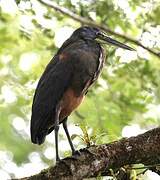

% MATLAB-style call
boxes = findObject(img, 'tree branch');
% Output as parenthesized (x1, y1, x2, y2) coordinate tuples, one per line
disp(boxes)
(19, 127, 160, 180)
(39, 0, 160, 58)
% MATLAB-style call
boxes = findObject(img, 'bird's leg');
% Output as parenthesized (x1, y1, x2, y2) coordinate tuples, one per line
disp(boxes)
(63, 118, 76, 155)
(55, 105, 61, 162)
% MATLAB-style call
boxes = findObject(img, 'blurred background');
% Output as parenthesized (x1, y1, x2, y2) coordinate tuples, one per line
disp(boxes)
(0, 0, 160, 179)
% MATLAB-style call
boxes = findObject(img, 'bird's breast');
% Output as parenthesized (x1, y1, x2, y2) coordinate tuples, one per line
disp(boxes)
(59, 88, 84, 121)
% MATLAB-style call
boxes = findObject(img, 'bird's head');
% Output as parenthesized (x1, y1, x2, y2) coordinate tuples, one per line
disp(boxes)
(72, 26, 100, 40)
(71, 26, 135, 51)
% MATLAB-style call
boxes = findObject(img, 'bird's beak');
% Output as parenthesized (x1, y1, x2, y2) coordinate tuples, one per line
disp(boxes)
(97, 32, 135, 51)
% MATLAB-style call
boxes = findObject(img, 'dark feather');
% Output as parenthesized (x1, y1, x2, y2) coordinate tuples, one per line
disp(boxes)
(30, 38, 103, 145)
(30, 55, 73, 144)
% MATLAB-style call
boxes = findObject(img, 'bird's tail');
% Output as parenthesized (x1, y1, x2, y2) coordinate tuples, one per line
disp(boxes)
(31, 129, 47, 145)
(30, 115, 48, 145)
(30, 114, 55, 145)
(31, 125, 55, 145)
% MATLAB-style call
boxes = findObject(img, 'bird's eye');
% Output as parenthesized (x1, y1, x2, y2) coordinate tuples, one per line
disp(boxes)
(96, 31, 100, 36)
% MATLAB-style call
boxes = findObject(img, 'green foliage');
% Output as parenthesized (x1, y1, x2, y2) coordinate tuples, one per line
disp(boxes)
(0, 0, 160, 179)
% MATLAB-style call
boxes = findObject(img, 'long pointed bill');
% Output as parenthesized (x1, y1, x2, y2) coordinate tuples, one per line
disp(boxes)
(98, 32, 135, 51)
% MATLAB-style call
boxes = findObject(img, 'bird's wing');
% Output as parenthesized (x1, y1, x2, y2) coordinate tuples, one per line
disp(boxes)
(31, 54, 73, 144)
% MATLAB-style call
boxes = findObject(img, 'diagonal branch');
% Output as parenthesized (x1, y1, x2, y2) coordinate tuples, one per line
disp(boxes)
(39, 0, 160, 58)
(19, 127, 160, 180)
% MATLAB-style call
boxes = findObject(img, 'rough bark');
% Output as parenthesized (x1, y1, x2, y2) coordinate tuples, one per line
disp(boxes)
(18, 127, 160, 180)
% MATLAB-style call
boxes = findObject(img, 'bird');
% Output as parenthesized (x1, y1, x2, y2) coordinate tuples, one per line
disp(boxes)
(30, 26, 135, 162)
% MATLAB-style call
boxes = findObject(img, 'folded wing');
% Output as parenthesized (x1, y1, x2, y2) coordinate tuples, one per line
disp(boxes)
(30, 55, 73, 145)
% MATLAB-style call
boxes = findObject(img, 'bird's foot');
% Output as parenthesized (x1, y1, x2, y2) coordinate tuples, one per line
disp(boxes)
(79, 147, 97, 156)
(72, 149, 81, 156)
(71, 147, 96, 159)
(55, 156, 61, 164)
(56, 148, 95, 165)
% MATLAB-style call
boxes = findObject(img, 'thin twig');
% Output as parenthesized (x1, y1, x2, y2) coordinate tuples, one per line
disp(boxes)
(39, 0, 160, 58)
(137, 169, 148, 176)
(128, 164, 160, 170)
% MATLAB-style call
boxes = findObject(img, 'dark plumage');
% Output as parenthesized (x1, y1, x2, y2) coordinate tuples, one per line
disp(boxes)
(30, 26, 134, 161)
